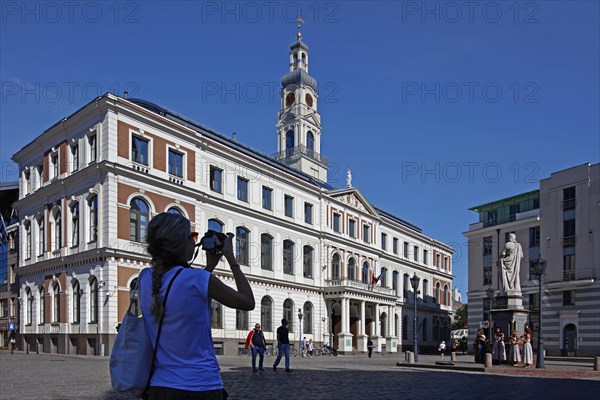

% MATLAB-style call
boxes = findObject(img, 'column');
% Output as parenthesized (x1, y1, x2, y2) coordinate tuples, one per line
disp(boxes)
(337, 297, 353, 353)
(357, 300, 368, 352)
(387, 305, 398, 353)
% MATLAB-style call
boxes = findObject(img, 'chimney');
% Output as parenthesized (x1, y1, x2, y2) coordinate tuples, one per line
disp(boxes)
(124, 91, 129, 99)
(232, 132, 237, 141)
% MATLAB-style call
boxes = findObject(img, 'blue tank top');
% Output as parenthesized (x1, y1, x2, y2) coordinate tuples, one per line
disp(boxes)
(139, 266, 223, 392)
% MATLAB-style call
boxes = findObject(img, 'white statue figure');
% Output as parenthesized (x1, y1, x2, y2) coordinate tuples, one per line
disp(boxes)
(499, 233, 523, 293)
(346, 168, 352, 188)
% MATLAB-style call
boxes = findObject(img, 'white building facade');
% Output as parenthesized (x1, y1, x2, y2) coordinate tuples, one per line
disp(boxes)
(13, 34, 454, 356)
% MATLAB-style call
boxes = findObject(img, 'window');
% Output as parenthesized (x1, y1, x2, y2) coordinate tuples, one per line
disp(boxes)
(563, 186, 575, 209)
(563, 290, 575, 306)
(423, 249, 428, 265)
(284, 195, 294, 218)
(563, 219, 576, 246)
(283, 240, 294, 275)
(303, 302, 313, 333)
(304, 203, 313, 224)
(90, 277, 98, 323)
(0, 300, 7, 318)
(24, 169, 31, 194)
(413, 246, 419, 262)
(36, 164, 44, 188)
(483, 236, 493, 285)
(52, 281, 60, 322)
(392, 271, 398, 291)
(261, 297, 273, 332)
(168, 149, 183, 177)
(237, 177, 249, 202)
(129, 278, 139, 316)
(71, 203, 79, 247)
(26, 288, 33, 325)
(444, 285, 450, 306)
(131, 135, 149, 165)
(306, 132, 314, 156)
(72, 280, 80, 323)
(262, 186, 272, 210)
(380, 267, 387, 287)
(486, 209, 497, 226)
(348, 219, 356, 238)
(333, 213, 340, 233)
(130, 198, 149, 242)
(25, 222, 32, 260)
(285, 130, 294, 157)
(236, 227, 249, 265)
(236, 309, 249, 330)
(363, 224, 370, 244)
(37, 217, 45, 256)
(51, 152, 59, 180)
(381, 233, 387, 250)
(208, 219, 223, 233)
(393, 238, 398, 254)
(403, 274, 409, 299)
(403, 242, 409, 258)
(444, 257, 449, 270)
(435, 283, 441, 304)
(88, 134, 97, 163)
(71, 144, 79, 172)
(563, 251, 575, 281)
(167, 207, 183, 216)
(261, 234, 273, 270)
(362, 262, 369, 283)
(332, 253, 341, 279)
(53, 210, 61, 251)
(211, 301, 222, 328)
(210, 166, 223, 193)
(303, 246, 313, 278)
(347, 258, 356, 280)
(283, 299, 294, 333)
(39, 287, 45, 324)
(509, 204, 520, 222)
(88, 195, 98, 243)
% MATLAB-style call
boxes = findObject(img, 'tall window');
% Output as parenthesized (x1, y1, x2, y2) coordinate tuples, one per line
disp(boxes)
(347, 258, 356, 280)
(423, 249, 428, 265)
(71, 203, 79, 247)
(563, 250, 575, 281)
(363, 224, 370, 243)
(392, 270, 399, 291)
(403, 242, 409, 258)
(303, 302, 313, 333)
(90, 277, 98, 323)
(563, 186, 576, 209)
(236, 309, 249, 330)
(26, 288, 33, 325)
(348, 219, 356, 238)
(262, 186, 272, 210)
(413, 246, 419, 262)
(422, 280, 429, 302)
(37, 217, 45, 256)
(71, 144, 79, 172)
(283, 299, 294, 332)
(236, 227, 249, 265)
(130, 198, 149, 242)
(131, 135, 149, 165)
(210, 166, 222, 193)
(304, 202, 313, 224)
(483, 236, 493, 285)
(332, 253, 341, 279)
(25, 222, 32, 259)
(211, 301, 222, 328)
(283, 240, 294, 275)
(51, 153, 59, 179)
(261, 297, 273, 332)
(129, 278, 139, 316)
(53, 211, 61, 251)
(444, 285, 450, 306)
(285, 130, 294, 157)
(333, 213, 340, 233)
(88, 134, 97, 163)
(24, 169, 31, 194)
(393, 238, 398, 254)
(380, 267, 387, 287)
(208, 219, 223, 233)
(362, 262, 369, 283)
(284, 195, 294, 218)
(168, 149, 183, 177)
(403, 274, 410, 299)
(72, 280, 80, 323)
(261, 234, 273, 270)
(39, 287, 45, 324)
(303, 246, 313, 278)
(381, 233, 387, 250)
(237, 177, 249, 202)
(435, 283, 441, 304)
(306, 131, 314, 156)
(52, 281, 60, 322)
(88, 195, 98, 243)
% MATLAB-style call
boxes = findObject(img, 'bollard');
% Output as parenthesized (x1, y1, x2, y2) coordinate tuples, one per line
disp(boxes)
(405, 351, 409, 362)
(407, 351, 414, 364)
(451, 351, 456, 362)
(485, 353, 493, 368)
(594, 356, 600, 371)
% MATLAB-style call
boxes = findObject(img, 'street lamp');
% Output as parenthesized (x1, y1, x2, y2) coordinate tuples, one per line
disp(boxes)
(485, 286, 494, 344)
(533, 257, 547, 369)
(298, 308, 303, 356)
(410, 273, 420, 362)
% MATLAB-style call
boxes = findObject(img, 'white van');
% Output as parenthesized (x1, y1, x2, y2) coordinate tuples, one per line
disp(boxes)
(451, 329, 468, 340)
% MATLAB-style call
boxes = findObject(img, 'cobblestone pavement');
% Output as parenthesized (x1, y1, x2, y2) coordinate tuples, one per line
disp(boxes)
(1, 350, 598, 400)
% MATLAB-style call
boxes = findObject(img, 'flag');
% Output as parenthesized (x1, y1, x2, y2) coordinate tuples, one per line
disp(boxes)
(371, 270, 384, 286)
(0, 212, 8, 245)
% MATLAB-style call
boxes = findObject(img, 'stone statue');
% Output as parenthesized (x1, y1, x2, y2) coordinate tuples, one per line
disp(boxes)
(499, 233, 523, 293)
(346, 168, 352, 188)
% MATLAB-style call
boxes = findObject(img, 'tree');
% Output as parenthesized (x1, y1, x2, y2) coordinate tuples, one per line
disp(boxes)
(452, 304, 467, 330)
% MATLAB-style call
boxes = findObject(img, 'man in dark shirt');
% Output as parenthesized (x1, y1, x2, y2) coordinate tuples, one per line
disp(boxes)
(245, 323, 267, 372)
(273, 319, 291, 372)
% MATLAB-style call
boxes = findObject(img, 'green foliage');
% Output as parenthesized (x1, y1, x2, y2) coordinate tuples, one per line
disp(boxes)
(452, 304, 468, 330)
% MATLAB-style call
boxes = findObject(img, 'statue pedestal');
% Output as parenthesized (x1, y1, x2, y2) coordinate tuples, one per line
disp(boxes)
(491, 292, 529, 334)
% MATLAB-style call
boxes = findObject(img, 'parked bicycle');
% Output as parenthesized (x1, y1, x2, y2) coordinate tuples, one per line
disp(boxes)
(272, 343, 299, 357)
(237, 347, 250, 357)
(314, 344, 338, 356)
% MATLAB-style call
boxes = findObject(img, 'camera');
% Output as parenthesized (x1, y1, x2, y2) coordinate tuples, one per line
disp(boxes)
(199, 230, 227, 253)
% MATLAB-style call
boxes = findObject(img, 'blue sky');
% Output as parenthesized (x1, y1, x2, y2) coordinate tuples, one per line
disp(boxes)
(1, 1, 599, 298)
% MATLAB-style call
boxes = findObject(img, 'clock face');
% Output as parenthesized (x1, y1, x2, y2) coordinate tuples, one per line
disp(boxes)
(285, 92, 295, 107)
(305, 93, 313, 108)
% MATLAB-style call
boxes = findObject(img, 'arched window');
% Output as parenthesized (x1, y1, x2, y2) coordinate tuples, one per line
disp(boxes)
(392, 271, 399, 291)
(70, 203, 79, 247)
(303, 302, 313, 334)
(303, 246, 313, 278)
(283, 299, 294, 332)
(88, 195, 98, 243)
(90, 277, 98, 323)
(37, 217, 45, 256)
(285, 130, 294, 157)
(39, 286, 45, 324)
(332, 253, 341, 279)
(52, 281, 60, 322)
(211, 300, 222, 328)
(362, 262, 369, 283)
(306, 131, 314, 157)
(72, 280, 80, 323)
(283, 240, 294, 275)
(435, 283, 441, 304)
(347, 258, 356, 281)
(261, 234, 273, 270)
(130, 198, 149, 242)
(129, 278, 139, 316)
(25, 222, 32, 259)
(167, 207, 183, 216)
(236, 227, 250, 265)
(53, 210, 61, 251)
(402, 315, 408, 340)
(444, 284, 450, 306)
(208, 219, 223, 233)
(261, 296, 273, 332)
(26, 288, 33, 325)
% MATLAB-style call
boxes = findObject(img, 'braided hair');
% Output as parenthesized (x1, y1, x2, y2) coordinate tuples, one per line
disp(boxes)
(146, 212, 192, 319)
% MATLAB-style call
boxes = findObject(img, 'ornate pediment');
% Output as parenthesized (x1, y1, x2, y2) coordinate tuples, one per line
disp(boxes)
(330, 188, 379, 217)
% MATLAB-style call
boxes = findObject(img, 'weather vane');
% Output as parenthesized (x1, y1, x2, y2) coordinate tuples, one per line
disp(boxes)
(297, 16, 304, 39)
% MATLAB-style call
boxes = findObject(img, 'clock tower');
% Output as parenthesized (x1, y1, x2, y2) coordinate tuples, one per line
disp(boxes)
(275, 27, 328, 182)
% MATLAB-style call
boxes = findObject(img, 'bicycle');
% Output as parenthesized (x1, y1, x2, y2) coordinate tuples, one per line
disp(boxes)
(237, 347, 250, 357)
(272, 344, 298, 357)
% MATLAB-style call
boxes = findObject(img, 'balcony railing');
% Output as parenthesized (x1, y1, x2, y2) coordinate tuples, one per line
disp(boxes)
(562, 235, 576, 247)
(272, 145, 329, 167)
(325, 278, 396, 296)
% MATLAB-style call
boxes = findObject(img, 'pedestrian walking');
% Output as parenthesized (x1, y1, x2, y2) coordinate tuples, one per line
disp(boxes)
(307, 339, 314, 357)
(438, 340, 446, 359)
(8, 330, 16, 355)
(301, 336, 307, 357)
(273, 319, 292, 372)
(367, 338, 374, 357)
(245, 323, 267, 372)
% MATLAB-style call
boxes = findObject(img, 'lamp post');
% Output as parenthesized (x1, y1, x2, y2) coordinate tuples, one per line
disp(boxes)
(298, 308, 303, 356)
(534, 257, 547, 369)
(485, 286, 494, 343)
(410, 273, 420, 362)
